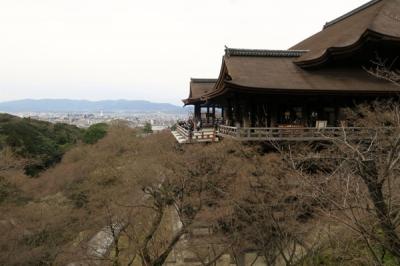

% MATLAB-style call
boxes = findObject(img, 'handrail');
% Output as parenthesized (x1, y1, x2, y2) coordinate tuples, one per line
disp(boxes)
(220, 126, 378, 130)
(176, 124, 393, 143)
(217, 125, 384, 141)
(176, 125, 189, 137)
(176, 125, 218, 143)
(218, 125, 237, 129)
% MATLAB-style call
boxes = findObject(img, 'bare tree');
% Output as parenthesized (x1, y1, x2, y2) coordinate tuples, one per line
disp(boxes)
(366, 56, 400, 87)
(107, 141, 239, 266)
(276, 99, 400, 264)
(217, 153, 316, 266)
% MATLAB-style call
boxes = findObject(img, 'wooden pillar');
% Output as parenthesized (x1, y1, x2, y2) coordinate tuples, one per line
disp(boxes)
(255, 103, 262, 127)
(206, 106, 210, 125)
(304, 102, 310, 127)
(234, 98, 241, 128)
(212, 106, 216, 125)
(250, 102, 257, 127)
(261, 103, 268, 127)
(242, 101, 251, 128)
(338, 106, 348, 127)
(335, 106, 340, 127)
(267, 104, 272, 127)
(225, 100, 233, 126)
(194, 104, 201, 122)
(270, 102, 278, 127)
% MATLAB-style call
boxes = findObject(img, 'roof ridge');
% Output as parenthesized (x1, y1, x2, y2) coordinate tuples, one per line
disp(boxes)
(225, 47, 309, 57)
(190, 78, 218, 83)
(324, 0, 382, 29)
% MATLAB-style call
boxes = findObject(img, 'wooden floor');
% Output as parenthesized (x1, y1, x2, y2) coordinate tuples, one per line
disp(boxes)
(172, 126, 219, 144)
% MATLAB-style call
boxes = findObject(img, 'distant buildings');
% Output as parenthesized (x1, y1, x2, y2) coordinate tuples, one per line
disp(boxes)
(12, 111, 184, 129)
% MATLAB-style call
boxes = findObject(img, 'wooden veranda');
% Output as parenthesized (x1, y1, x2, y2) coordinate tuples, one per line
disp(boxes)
(217, 125, 378, 141)
(171, 124, 382, 144)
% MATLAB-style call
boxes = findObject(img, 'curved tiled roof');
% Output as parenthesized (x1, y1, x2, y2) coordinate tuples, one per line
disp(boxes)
(187, 0, 400, 103)
(323, 0, 382, 29)
(292, 0, 400, 67)
(182, 78, 217, 105)
(201, 53, 400, 101)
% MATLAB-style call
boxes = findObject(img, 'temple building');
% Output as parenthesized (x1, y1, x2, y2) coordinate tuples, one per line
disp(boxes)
(183, 78, 223, 128)
(175, 0, 400, 143)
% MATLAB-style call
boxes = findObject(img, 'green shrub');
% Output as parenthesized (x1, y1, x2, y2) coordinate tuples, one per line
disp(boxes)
(83, 123, 108, 144)
(143, 122, 153, 134)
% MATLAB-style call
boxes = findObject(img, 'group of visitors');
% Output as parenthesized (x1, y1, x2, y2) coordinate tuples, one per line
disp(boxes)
(177, 118, 203, 132)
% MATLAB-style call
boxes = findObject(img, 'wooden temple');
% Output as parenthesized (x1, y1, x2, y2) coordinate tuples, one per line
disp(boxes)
(174, 0, 400, 143)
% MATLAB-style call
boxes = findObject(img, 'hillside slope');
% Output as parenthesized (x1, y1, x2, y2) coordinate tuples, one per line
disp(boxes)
(0, 113, 84, 176)
(0, 126, 176, 265)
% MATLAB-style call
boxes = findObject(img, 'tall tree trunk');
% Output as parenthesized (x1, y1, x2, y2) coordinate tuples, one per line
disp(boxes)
(359, 160, 400, 258)
(151, 226, 187, 266)
(140, 206, 165, 266)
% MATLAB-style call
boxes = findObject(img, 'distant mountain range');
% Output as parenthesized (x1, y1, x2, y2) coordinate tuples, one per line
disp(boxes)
(0, 99, 186, 113)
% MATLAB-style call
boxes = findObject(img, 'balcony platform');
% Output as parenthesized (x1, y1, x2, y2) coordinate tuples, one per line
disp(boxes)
(172, 124, 380, 144)
(172, 125, 219, 144)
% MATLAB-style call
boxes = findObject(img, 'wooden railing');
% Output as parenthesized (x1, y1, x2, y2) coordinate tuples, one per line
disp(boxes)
(177, 125, 191, 139)
(176, 125, 218, 143)
(218, 125, 379, 141)
(218, 125, 238, 137)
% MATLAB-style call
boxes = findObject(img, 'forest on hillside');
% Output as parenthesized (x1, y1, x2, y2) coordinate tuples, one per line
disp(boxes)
(1, 102, 400, 265)
(0, 114, 109, 176)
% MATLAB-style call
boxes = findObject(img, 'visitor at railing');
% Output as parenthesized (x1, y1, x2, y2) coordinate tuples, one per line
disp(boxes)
(196, 120, 202, 131)
(177, 119, 194, 131)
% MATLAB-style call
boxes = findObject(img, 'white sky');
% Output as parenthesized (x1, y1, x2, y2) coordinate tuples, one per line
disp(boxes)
(0, 0, 368, 105)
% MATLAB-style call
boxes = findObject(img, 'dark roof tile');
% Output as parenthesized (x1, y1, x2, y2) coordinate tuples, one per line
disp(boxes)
(292, 0, 400, 67)
(324, 0, 382, 29)
(225, 47, 308, 58)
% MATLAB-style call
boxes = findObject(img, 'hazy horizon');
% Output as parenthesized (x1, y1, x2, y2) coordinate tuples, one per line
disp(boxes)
(1, 0, 369, 105)
(0, 98, 183, 106)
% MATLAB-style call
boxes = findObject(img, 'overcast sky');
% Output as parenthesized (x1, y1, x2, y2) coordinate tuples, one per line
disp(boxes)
(0, 0, 368, 105)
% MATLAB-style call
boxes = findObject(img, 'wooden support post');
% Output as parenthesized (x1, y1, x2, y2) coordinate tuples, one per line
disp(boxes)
(234, 98, 241, 128)
(250, 102, 256, 127)
(226, 100, 233, 126)
(335, 106, 340, 127)
(243, 109, 251, 128)
(304, 103, 310, 127)
(212, 106, 216, 125)
(206, 106, 210, 125)
(270, 103, 278, 127)
(241, 100, 251, 128)
(267, 103, 272, 127)
(194, 104, 201, 124)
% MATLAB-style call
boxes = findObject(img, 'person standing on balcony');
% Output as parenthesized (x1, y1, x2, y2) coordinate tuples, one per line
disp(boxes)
(188, 119, 194, 140)
(196, 120, 201, 131)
